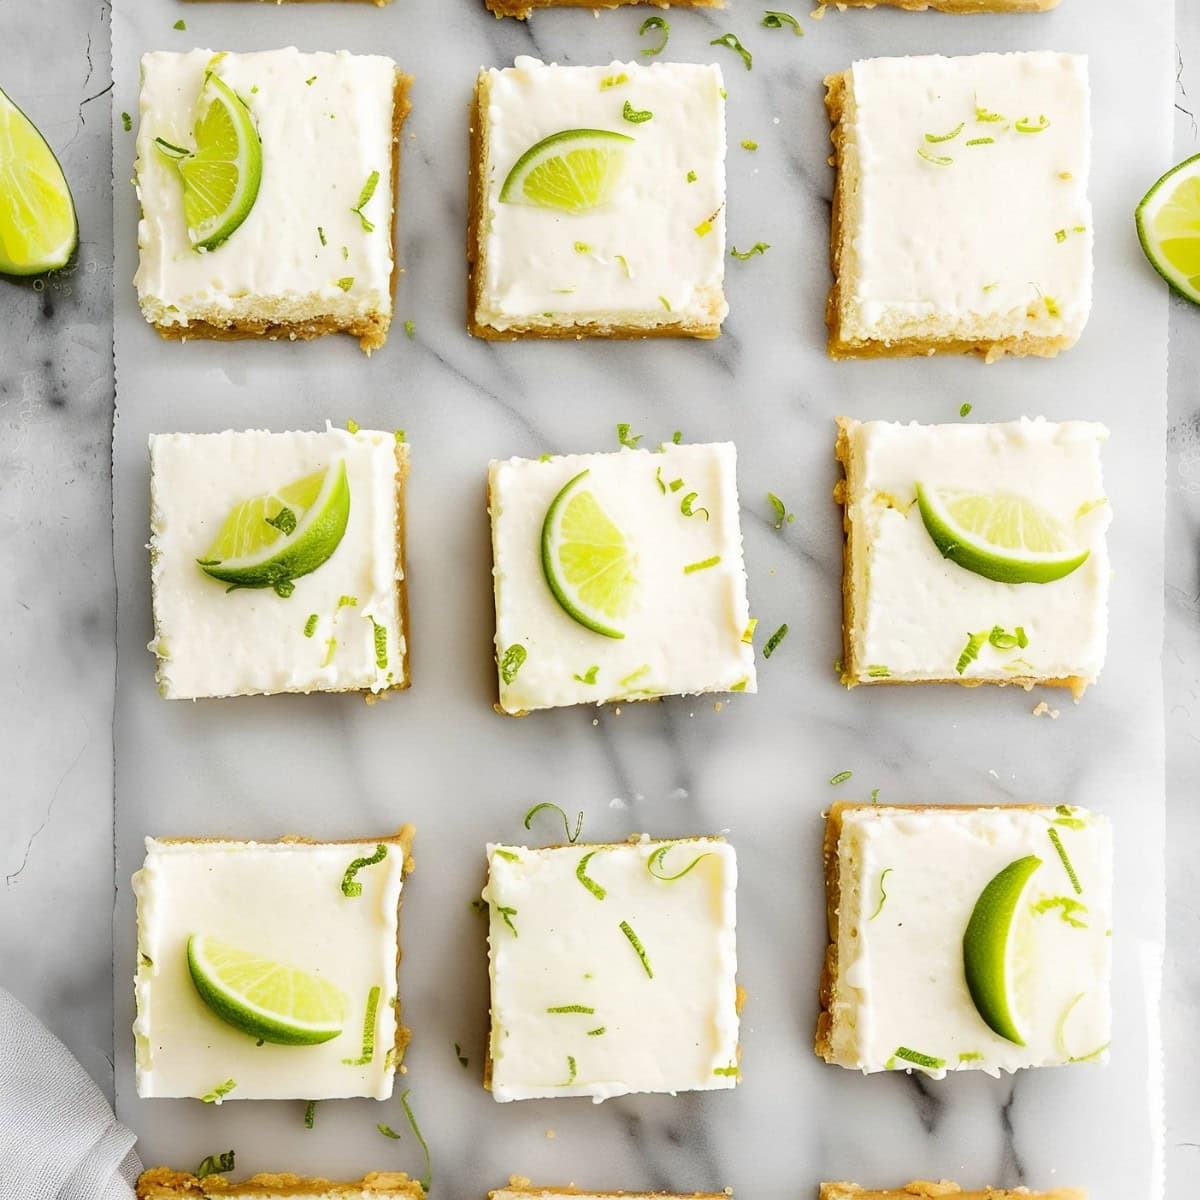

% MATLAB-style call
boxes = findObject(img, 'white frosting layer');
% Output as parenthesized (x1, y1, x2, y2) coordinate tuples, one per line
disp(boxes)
(843, 52, 1092, 344)
(483, 838, 739, 1102)
(477, 57, 727, 330)
(844, 418, 1110, 684)
(150, 426, 406, 699)
(135, 49, 396, 328)
(490, 443, 755, 713)
(133, 837, 406, 1100)
(831, 806, 1112, 1076)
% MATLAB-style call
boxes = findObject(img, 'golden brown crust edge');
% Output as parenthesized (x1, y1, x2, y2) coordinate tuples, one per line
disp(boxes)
(833, 417, 1087, 698)
(492, 1186, 730, 1200)
(466, 71, 722, 340)
(820, 1184, 1083, 1200)
(482, 0, 721, 18)
(151, 72, 412, 354)
(137, 1168, 423, 1198)
(829, 0, 1057, 9)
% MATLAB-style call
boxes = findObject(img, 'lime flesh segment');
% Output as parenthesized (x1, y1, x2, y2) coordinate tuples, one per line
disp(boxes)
(198, 459, 350, 596)
(916, 483, 1089, 585)
(187, 933, 348, 1046)
(499, 129, 635, 213)
(171, 72, 262, 251)
(0, 86, 78, 275)
(541, 469, 637, 639)
(1135, 151, 1200, 304)
(962, 854, 1042, 1046)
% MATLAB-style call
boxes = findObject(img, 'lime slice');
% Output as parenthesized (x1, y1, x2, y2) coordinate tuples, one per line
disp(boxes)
(962, 854, 1042, 1046)
(198, 460, 350, 597)
(541, 469, 637, 639)
(0, 86, 78, 275)
(1135, 151, 1200, 304)
(187, 933, 348, 1046)
(499, 129, 634, 214)
(162, 71, 262, 252)
(915, 483, 1089, 585)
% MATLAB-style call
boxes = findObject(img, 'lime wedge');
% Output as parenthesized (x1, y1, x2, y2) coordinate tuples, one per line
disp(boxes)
(198, 460, 350, 597)
(915, 483, 1089, 585)
(541, 469, 637, 639)
(962, 854, 1042, 1046)
(1136, 151, 1200, 304)
(499, 129, 634, 214)
(162, 71, 262, 252)
(0, 86, 77, 275)
(187, 933, 348, 1046)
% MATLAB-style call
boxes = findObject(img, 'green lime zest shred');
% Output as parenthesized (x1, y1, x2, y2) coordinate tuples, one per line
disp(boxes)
(1032, 895, 1089, 928)
(524, 801, 583, 843)
(576, 850, 607, 900)
(1048, 828, 1083, 895)
(956, 631, 987, 674)
(623, 100, 654, 124)
(647, 843, 713, 881)
(617, 422, 643, 448)
(731, 241, 770, 260)
(829, 770, 853, 785)
(341, 984, 381, 1065)
(762, 10, 803, 34)
(558, 1056, 578, 1086)
(352, 169, 380, 231)
(867, 665, 890, 677)
(619, 919, 653, 978)
(587, 1026, 607, 1036)
(925, 121, 964, 143)
(303, 1100, 317, 1128)
(894, 1046, 945, 1070)
(336, 276, 354, 291)
(195, 1151, 235, 1179)
(399, 1089, 432, 1190)
(638, 14, 670, 55)
(710, 32, 752, 70)
(763, 623, 788, 659)
(869, 867, 893, 920)
(371, 618, 388, 669)
(341, 844, 388, 898)
(496, 905, 518, 936)
(500, 644, 527, 686)
(1015, 114, 1052, 133)
(958, 1051, 984, 1063)
(600, 73, 629, 90)
(741, 139, 758, 151)
(684, 555, 721, 574)
(917, 146, 954, 167)
(742, 617, 758, 644)
(680, 492, 710, 521)
(304, 614, 319, 638)
(713, 1063, 741, 1077)
(965, 137, 994, 146)
(574, 665, 599, 685)
(378, 1124, 401, 1139)
(121, 111, 132, 131)
(960, 402, 973, 416)
(547, 1004, 596, 1014)
(687, 170, 697, 183)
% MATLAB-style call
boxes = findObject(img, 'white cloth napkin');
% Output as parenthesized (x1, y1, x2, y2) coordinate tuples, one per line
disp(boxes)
(0, 985, 141, 1200)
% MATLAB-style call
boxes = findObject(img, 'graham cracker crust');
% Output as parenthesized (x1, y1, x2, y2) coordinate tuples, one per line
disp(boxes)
(483, 0, 720, 18)
(137, 1169, 423, 1199)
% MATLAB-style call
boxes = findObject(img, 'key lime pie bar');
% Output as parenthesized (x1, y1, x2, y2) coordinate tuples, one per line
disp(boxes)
(825, 52, 1091, 361)
(835, 418, 1110, 696)
(469, 58, 727, 339)
(482, 837, 740, 1101)
(489, 443, 754, 714)
(821, 1185, 1083, 1200)
(137, 1170, 424, 1199)
(149, 426, 409, 700)
(133, 829, 414, 1101)
(816, 803, 1112, 1077)
(135, 49, 410, 352)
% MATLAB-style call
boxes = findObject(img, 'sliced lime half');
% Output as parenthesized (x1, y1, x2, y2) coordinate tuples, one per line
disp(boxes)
(0, 86, 78, 275)
(916, 483, 1089, 585)
(541, 469, 637, 639)
(499, 129, 634, 213)
(1136, 151, 1200, 305)
(198, 459, 350, 597)
(187, 933, 348, 1046)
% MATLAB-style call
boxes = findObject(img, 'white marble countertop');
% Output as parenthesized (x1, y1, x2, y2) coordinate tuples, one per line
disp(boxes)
(0, 1, 1195, 1197)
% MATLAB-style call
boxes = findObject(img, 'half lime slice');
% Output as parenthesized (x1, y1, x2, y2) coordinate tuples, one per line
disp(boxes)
(187, 933, 348, 1046)
(962, 854, 1042, 1046)
(916, 483, 1089, 585)
(499, 129, 635, 213)
(0, 86, 78, 275)
(1136, 151, 1200, 305)
(541, 469, 637, 639)
(198, 459, 350, 597)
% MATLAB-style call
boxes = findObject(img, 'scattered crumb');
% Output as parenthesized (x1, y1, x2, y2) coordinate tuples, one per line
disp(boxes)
(811, 3, 827, 17)
(714, 701, 723, 712)
(1032, 701, 1060, 719)
(614, 706, 622, 715)
(545, 1130, 556, 1139)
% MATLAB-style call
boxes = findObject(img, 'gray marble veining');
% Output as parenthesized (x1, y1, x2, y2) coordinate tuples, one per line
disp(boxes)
(1, 0, 1197, 1197)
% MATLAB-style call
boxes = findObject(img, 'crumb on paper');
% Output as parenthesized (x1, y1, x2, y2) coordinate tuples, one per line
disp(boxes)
(1032, 701, 1060, 719)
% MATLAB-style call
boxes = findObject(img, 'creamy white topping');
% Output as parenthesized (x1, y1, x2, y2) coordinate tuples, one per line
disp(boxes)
(829, 806, 1112, 1077)
(149, 426, 406, 699)
(490, 443, 755, 713)
(477, 57, 727, 331)
(842, 52, 1092, 345)
(135, 49, 396, 328)
(844, 418, 1110, 685)
(483, 838, 739, 1102)
(133, 837, 406, 1100)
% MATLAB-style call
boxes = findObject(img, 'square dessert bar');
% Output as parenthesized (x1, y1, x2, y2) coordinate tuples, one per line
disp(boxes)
(825, 52, 1091, 361)
(817, 803, 1112, 1077)
(821, 1186, 1084, 1200)
(489, 443, 755, 714)
(835, 418, 1111, 696)
(469, 58, 727, 339)
(484, 0, 720, 15)
(482, 837, 740, 1101)
(149, 426, 409, 700)
(133, 830, 414, 1102)
(137, 1170, 424, 1199)
(135, 49, 410, 353)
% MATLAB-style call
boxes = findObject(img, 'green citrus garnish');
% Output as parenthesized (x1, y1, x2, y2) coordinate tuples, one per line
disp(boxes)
(916, 483, 1089, 584)
(0, 85, 78, 275)
(1135, 151, 1200, 305)
(541, 469, 637, 639)
(186, 933, 348, 1046)
(962, 855, 1043, 1046)
(499, 129, 634, 214)
(198, 461, 350, 597)
(161, 70, 262, 252)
